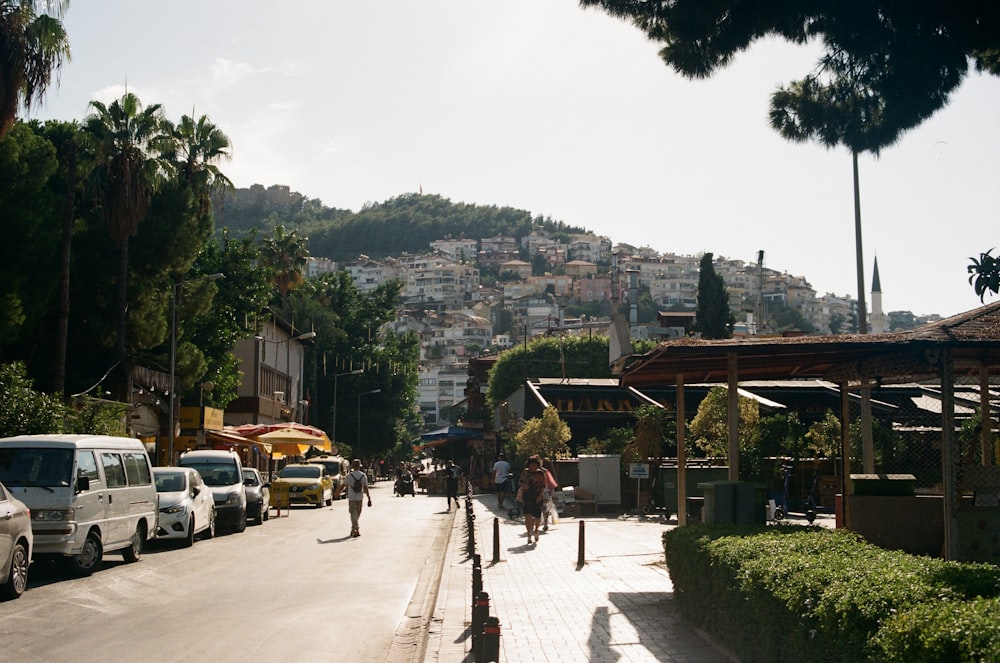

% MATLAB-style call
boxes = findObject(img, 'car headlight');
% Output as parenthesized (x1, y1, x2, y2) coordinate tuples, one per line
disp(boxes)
(161, 505, 186, 515)
(33, 508, 74, 522)
(225, 491, 242, 505)
(309, 483, 321, 491)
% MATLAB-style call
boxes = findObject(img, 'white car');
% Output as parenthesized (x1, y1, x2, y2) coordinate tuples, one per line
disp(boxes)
(153, 467, 216, 547)
(0, 481, 32, 599)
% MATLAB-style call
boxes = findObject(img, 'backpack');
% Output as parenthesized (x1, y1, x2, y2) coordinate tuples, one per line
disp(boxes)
(350, 471, 364, 494)
(520, 475, 540, 504)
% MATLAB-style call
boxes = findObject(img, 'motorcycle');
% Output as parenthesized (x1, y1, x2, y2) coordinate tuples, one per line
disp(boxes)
(394, 471, 415, 497)
(639, 476, 671, 519)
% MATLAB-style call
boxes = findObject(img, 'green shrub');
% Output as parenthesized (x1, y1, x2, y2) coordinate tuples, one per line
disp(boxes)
(873, 598, 1000, 662)
(663, 525, 1000, 662)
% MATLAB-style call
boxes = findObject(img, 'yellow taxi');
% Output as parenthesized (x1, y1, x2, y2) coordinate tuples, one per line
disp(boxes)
(271, 464, 334, 507)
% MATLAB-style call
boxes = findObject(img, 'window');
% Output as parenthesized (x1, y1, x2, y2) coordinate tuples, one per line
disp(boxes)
(100, 453, 127, 488)
(123, 452, 152, 485)
(77, 451, 100, 483)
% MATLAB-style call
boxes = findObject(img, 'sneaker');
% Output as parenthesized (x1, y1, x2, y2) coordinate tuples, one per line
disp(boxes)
(542, 524, 549, 531)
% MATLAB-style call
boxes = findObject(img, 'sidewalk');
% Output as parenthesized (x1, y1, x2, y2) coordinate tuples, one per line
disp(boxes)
(423, 493, 736, 663)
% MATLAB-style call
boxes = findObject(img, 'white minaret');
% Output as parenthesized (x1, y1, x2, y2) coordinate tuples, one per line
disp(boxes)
(870, 256, 887, 334)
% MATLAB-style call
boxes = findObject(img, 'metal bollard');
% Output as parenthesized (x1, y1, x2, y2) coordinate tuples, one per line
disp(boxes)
(472, 560, 483, 602)
(475, 616, 501, 663)
(492, 516, 500, 564)
(577, 520, 586, 567)
(471, 591, 489, 645)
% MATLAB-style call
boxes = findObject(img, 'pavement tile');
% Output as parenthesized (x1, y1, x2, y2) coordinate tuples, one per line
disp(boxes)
(424, 494, 736, 663)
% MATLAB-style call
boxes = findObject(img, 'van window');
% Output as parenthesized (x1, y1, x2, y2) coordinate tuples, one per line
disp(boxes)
(123, 452, 152, 485)
(0, 447, 74, 487)
(77, 451, 100, 483)
(101, 453, 127, 488)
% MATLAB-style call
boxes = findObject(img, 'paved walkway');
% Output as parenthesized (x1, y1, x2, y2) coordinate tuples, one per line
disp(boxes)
(423, 493, 736, 663)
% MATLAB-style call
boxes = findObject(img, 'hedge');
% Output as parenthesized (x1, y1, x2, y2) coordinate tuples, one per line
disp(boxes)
(663, 525, 1000, 662)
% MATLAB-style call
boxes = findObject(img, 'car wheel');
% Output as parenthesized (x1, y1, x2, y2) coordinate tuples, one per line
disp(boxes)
(122, 523, 145, 563)
(263, 505, 269, 522)
(69, 531, 103, 576)
(234, 509, 247, 533)
(183, 517, 196, 548)
(253, 504, 263, 526)
(1, 540, 29, 599)
(204, 509, 216, 539)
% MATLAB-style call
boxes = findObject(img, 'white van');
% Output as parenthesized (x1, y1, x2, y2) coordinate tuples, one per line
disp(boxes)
(178, 450, 247, 534)
(0, 435, 158, 576)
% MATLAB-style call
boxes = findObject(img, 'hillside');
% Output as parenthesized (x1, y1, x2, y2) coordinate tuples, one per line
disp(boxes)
(212, 187, 588, 262)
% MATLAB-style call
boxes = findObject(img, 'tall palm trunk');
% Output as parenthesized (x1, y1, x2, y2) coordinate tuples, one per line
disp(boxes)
(115, 239, 129, 397)
(54, 139, 76, 399)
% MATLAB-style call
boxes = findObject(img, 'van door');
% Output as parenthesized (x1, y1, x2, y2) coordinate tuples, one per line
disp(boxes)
(122, 451, 155, 540)
(99, 452, 129, 547)
(74, 450, 107, 543)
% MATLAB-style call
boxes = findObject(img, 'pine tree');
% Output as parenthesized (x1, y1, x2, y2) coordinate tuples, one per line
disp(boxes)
(694, 253, 733, 339)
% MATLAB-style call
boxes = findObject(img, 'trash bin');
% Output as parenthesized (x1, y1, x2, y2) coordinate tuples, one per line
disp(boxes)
(698, 481, 765, 524)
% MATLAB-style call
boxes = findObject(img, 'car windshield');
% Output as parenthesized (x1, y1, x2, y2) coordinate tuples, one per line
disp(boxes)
(0, 447, 74, 487)
(154, 471, 187, 492)
(243, 471, 260, 486)
(279, 466, 320, 479)
(182, 462, 239, 486)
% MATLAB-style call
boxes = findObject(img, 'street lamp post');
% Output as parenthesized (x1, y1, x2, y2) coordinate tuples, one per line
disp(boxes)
(357, 388, 381, 459)
(332, 369, 363, 445)
(168, 272, 224, 465)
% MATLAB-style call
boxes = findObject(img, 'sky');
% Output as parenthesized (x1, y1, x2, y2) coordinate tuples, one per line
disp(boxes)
(29, 1, 1000, 319)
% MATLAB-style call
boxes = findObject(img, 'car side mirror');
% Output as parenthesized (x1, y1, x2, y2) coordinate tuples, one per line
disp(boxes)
(263, 483, 270, 488)
(192, 486, 201, 497)
(76, 475, 90, 493)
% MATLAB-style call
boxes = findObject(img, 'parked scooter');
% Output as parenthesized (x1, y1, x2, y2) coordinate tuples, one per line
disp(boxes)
(394, 470, 415, 496)
(639, 476, 671, 518)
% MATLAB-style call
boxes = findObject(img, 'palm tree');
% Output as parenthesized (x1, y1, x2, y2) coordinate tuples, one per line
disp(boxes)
(0, 0, 70, 139)
(160, 113, 233, 214)
(82, 92, 167, 388)
(261, 224, 310, 316)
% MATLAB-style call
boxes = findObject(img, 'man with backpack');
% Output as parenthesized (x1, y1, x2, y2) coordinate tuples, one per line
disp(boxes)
(346, 458, 372, 537)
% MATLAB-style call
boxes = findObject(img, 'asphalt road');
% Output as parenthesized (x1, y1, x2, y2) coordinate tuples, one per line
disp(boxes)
(0, 481, 452, 663)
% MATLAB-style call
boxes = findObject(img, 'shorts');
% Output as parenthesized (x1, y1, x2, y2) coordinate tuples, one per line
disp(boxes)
(495, 480, 509, 493)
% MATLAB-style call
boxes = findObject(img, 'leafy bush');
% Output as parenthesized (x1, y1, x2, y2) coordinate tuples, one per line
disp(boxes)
(663, 525, 1000, 662)
(0, 362, 64, 436)
(874, 598, 1000, 662)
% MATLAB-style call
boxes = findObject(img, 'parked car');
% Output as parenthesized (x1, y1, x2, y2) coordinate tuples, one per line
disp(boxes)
(0, 481, 32, 600)
(242, 468, 270, 525)
(153, 467, 216, 546)
(271, 464, 333, 507)
(304, 455, 349, 499)
(0, 435, 158, 576)
(178, 450, 246, 534)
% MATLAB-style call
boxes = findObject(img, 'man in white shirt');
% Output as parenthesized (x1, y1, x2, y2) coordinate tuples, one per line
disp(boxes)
(346, 458, 372, 537)
(491, 453, 511, 509)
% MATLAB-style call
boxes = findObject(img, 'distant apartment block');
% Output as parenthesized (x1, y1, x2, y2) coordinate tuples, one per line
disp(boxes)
(345, 255, 399, 294)
(430, 237, 478, 262)
(478, 235, 519, 267)
(404, 260, 480, 308)
(306, 256, 337, 278)
(568, 233, 612, 264)
(572, 275, 613, 303)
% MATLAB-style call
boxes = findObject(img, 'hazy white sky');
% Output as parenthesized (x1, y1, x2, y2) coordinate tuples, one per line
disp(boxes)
(30, 1, 1000, 318)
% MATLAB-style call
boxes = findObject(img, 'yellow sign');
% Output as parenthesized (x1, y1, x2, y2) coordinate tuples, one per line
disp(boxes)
(178, 406, 225, 431)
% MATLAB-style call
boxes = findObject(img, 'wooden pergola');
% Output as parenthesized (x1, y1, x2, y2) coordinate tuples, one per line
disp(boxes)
(619, 301, 1000, 560)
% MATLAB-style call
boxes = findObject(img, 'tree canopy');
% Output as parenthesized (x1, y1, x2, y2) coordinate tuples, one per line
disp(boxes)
(694, 253, 733, 339)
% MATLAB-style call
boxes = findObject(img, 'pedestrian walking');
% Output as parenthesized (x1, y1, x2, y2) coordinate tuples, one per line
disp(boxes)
(443, 459, 461, 510)
(517, 455, 546, 544)
(491, 453, 511, 509)
(346, 459, 371, 537)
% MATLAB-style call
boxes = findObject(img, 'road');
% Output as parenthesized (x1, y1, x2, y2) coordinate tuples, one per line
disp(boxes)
(0, 481, 452, 663)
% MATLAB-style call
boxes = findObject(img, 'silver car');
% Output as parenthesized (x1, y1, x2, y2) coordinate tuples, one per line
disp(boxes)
(0, 481, 32, 599)
(153, 467, 216, 547)
(242, 467, 270, 525)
